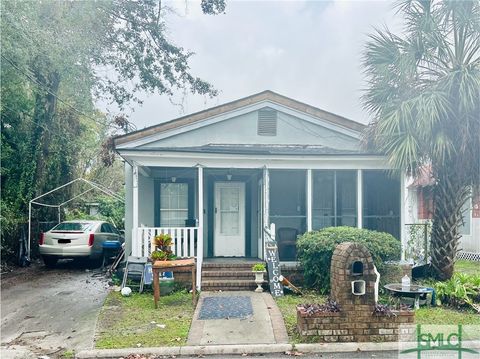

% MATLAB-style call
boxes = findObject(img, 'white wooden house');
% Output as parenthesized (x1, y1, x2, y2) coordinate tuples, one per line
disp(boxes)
(114, 91, 405, 289)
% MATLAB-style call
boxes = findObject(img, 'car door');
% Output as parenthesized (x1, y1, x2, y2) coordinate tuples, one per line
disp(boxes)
(107, 223, 121, 242)
(99, 223, 114, 246)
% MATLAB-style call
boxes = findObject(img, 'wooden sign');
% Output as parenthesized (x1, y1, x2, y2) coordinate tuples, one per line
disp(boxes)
(264, 224, 284, 297)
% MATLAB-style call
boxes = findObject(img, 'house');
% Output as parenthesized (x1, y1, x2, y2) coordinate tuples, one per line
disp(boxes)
(114, 91, 405, 289)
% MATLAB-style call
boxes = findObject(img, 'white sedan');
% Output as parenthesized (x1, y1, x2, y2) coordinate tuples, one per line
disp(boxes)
(39, 220, 123, 267)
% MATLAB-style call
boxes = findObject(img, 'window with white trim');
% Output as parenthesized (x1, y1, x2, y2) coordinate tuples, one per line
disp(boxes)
(159, 183, 188, 227)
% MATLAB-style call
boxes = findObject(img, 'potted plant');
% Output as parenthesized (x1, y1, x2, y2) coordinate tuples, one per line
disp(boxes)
(252, 263, 266, 292)
(150, 233, 176, 262)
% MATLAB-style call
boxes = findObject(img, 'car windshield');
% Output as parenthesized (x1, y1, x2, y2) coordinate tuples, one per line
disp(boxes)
(51, 222, 95, 232)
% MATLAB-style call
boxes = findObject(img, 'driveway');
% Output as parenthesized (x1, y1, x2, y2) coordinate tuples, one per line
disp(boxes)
(1, 260, 110, 358)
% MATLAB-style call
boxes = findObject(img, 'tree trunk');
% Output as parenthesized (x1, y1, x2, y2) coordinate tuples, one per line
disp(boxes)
(17, 62, 60, 213)
(430, 169, 470, 280)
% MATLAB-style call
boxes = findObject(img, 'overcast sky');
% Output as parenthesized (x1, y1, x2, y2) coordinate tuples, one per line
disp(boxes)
(109, 0, 403, 130)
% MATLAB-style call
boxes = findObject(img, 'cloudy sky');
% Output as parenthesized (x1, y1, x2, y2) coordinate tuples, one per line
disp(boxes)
(115, 0, 403, 130)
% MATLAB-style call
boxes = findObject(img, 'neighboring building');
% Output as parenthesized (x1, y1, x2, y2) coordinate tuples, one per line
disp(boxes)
(406, 172, 480, 261)
(114, 91, 406, 288)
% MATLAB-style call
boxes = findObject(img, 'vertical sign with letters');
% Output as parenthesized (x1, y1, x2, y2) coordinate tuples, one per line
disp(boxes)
(265, 240, 284, 297)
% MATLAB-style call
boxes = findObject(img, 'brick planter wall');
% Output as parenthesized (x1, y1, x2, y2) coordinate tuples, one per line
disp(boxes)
(297, 307, 414, 342)
(297, 242, 415, 342)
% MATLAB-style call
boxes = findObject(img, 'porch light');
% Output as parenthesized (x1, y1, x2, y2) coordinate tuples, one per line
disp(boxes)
(226, 174, 232, 181)
(171, 176, 177, 183)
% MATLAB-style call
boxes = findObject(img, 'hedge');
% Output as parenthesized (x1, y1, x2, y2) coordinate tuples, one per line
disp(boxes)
(296, 226, 401, 293)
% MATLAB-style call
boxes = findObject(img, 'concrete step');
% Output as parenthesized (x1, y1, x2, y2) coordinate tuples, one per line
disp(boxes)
(201, 287, 259, 291)
(202, 270, 254, 279)
(201, 279, 259, 291)
(202, 262, 263, 270)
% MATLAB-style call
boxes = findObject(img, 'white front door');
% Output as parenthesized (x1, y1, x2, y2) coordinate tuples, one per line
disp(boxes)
(214, 181, 245, 257)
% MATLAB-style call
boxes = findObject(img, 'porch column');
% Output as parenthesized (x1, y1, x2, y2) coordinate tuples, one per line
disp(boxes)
(307, 169, 313, 232)
(196, 165, 204, 290)
(262, 167, 270, 259)
(132, 163, 139, 256)
(262, 167, 270, 229)
(357, 169, 363, 229)
(400, 172, 406, 260)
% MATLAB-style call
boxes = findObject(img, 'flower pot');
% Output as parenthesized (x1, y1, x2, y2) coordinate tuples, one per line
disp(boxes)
(253, 271, 265, 292)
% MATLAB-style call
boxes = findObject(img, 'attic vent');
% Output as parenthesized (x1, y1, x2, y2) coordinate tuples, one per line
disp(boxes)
(257, 109, 277, 136)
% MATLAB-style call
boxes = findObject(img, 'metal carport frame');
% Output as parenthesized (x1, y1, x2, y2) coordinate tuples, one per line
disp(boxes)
(28, 178, 124, 260)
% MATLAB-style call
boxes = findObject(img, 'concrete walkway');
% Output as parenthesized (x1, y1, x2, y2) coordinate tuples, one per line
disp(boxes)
(187, 291, 288, 345)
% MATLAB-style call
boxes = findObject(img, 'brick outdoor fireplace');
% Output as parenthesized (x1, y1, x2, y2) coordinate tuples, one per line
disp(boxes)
(297, 242, 414, 342)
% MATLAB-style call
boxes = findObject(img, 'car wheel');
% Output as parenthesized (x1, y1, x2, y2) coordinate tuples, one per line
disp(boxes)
(43, 256, 58, 268)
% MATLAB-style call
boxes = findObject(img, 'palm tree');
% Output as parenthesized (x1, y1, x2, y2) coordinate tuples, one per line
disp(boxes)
(362, 0, 480, 280)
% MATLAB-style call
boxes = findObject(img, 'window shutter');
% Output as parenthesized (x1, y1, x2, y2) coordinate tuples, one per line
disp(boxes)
(257, 109, 277, 136)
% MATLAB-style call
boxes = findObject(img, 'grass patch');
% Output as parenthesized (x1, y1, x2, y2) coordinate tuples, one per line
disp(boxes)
(60, 350, 75, 358)
(415, 306, 480, 325)
(275, 291, 327, 343)
(455, 260, 480, 276)
(95, 290, 194, 349)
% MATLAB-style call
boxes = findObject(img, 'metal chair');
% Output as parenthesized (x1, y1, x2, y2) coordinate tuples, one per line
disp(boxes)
(121, 256, 148, 293)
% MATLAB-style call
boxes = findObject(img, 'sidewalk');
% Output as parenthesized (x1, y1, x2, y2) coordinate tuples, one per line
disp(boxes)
(187, 291, 288, 345)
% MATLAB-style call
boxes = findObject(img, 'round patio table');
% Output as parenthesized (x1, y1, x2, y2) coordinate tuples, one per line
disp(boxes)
(384, 283, 430, 309)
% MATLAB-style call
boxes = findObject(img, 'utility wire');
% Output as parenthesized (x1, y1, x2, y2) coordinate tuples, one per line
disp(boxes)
(0, 105, 109, 164)
(1, 54, 109, 128)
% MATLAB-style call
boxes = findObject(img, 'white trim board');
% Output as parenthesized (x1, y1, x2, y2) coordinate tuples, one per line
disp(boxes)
(118, 150, 391, 170)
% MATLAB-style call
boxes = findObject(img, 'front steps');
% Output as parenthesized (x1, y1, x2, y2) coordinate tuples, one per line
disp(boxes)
(201, 261, 264, 291)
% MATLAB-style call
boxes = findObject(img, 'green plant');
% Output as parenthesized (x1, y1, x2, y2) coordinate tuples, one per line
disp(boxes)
(252, 263, 266, 272)
(151, 233, 176, 261)
(151, 250, 176, 261)
(434, 273, 480, 311)
(297, 226, 401, 293)
(153, 233, 173, 248)
(61, 350, 75, 359)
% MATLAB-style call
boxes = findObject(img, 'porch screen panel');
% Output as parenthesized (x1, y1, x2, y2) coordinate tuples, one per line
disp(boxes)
(160, 183, 188, 227)
(336, 171, 357, 226)
(312, 170, 357, 229)
(269, 170, 306, 261)
(362, 170, 400, 239)
(312, 171, 335, 229)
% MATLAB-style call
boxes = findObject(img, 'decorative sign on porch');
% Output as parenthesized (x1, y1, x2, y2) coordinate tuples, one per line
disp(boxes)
(264, 224, 284, 297)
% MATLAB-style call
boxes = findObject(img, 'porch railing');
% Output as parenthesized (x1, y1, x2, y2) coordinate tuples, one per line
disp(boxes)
(133, 227, 203, 289)
(135, 227, 199, 258)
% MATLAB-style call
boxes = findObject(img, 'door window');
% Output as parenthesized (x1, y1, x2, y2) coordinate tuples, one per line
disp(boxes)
(219, 186, 240, 235)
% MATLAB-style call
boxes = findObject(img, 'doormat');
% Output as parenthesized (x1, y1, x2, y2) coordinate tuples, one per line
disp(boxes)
(198, 296, 253, 320)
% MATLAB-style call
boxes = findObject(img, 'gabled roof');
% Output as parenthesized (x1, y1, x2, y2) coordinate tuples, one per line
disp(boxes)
(114, 90, 366, 147)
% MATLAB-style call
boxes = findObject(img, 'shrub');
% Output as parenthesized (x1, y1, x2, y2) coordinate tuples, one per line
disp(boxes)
(434, 273, 480, 311)
(296, 226, 401, 293)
